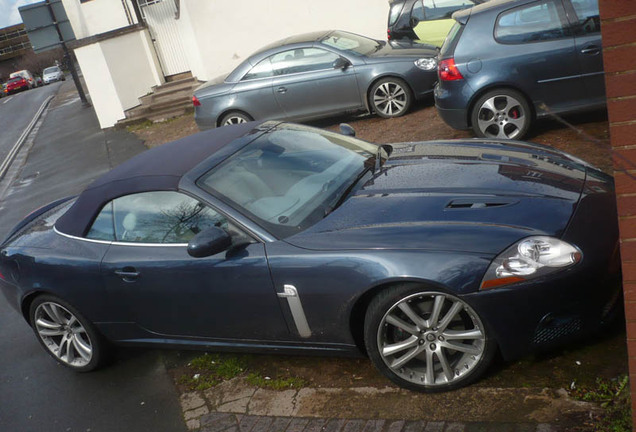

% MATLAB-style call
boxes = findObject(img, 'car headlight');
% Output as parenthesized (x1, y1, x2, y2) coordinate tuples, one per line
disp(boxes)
(414, 58, 437, 71)
(480, 236, 582, 290)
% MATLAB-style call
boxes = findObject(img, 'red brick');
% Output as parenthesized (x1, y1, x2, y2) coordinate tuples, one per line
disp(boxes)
(625, 300, 636, 319)
(619, 217, 636, 238)
(603, 45, 636, 74)
(622, 263, 636, 282)
(606, 71, 636, 99)
(602, 19, 636, 48)
(627, 320, 636, 337)
(619, 240, 636, 262)
(610, 122, 636, 148)
(612, 147, 636, 174)
(617, 194, 636, 217)
(624, 282, 636, 300)
(599, 0, 636, 20)
(608, 98, 636, 123)
(614, 172, 636, 195)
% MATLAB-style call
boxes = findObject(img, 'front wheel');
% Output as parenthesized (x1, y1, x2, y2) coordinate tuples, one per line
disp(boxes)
(369, 78, 412, 119)
(470, 89, 531, 139)
(364, 285, 496, 392)
(29, 295, 107, 372)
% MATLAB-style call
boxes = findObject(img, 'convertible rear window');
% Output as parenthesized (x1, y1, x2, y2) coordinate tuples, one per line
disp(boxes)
(86, 191, 231, 244)
(198, 124, 378, 239)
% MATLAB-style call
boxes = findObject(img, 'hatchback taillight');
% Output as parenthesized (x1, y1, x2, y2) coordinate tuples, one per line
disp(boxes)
(438, 58, 464, 81)
(192, 95, 201, 107)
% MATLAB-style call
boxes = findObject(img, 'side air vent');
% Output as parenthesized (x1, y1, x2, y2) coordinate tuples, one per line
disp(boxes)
(445, 198, 518, 210)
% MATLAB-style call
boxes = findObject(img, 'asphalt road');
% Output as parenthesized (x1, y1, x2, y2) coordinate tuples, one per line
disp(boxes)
(0, 84, 60, 165)
(0, 81, 186, 432)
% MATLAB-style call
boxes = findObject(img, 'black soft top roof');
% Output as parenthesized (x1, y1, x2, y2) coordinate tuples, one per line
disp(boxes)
(55, 121, 260, 237)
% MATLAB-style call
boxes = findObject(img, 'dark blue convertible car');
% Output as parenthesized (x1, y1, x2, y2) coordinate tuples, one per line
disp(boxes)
(0, 121, 620, 392)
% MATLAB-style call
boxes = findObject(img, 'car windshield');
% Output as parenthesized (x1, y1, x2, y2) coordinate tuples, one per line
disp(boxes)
(198, 124, 379, 238)
(320, 30, 382, 56)
(8, 77, 22, 83)
(44, 67, 60, 74)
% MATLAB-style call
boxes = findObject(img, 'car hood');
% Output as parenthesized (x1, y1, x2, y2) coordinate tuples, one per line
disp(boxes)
(366, 41, 438, 59)
(286, 140, 588, 254)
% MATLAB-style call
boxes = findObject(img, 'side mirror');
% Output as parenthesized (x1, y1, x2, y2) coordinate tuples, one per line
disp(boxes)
(187, 227, 232, 258)
(339, 123, 356, 137)
(333, 57, 351, 70)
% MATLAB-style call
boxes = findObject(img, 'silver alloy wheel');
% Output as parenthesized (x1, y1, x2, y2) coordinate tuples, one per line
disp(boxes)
(476, 94, 527, 139)
(223, 115, 248, 126)
(373, 81, 408, 117)
(377, 292, 485, 387)
(34, 301, 93, 367)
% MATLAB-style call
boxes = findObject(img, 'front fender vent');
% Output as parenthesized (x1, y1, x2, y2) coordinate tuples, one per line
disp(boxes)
(445, 198, 518, 210)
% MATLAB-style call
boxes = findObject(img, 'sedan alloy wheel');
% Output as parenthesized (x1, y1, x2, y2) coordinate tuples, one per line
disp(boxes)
(30, 295, 105, 371)
(365, 286, 495, 391)
(370, 78, 412, 118)
(221, 111, 253, 127)
(471, 89, 531, 139)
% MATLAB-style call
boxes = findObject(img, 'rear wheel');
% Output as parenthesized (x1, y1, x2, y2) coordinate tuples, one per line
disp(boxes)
(29, 295, 107, 372)
(364, 285, 496, 392)
(220, 111, 253, 126)
(470, 89, 531, 139)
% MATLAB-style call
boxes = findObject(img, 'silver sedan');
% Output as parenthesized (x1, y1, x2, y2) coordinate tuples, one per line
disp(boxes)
(193, 30, 438, 129)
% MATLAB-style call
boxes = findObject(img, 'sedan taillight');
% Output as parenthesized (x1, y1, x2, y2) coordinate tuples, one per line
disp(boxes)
(192, 95, 201, 107)
(438, 58, 464, 81)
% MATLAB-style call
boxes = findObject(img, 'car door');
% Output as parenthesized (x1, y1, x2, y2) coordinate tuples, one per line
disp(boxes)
(491, 0, 584, 113)
(566, 0, 605, 105)
(92, 191, 290, 340)
(269, 47, 362, 120)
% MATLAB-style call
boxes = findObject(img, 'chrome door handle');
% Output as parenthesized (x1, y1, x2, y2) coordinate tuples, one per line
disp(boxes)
(115, 268, 139, 282)
(277, 87, 287, 94)
(581, 46, 600, 55)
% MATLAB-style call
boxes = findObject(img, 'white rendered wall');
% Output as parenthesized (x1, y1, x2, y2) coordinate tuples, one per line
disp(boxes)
(74, 29, 163, 128)
(179, 0, 389, 81)
(62, 0, 135, 39)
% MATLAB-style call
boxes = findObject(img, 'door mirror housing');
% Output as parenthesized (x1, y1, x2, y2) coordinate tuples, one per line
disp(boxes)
(333, 57, 351, 70)
(187, 227, 232, 258)
(339, 123, 356, 137)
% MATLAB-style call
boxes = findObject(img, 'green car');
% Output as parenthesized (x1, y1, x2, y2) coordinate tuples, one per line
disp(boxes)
(388, 0, 485, 47)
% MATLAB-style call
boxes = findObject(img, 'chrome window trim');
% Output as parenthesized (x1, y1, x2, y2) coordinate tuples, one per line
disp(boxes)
(54, 226, 188, 247)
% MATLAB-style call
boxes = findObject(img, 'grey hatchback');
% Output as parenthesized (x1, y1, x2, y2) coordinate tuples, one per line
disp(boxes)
(193, 30, 438, 129)
(434, 0, 604, 139)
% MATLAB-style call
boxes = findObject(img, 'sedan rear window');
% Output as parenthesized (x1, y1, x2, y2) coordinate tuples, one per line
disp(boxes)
(495, 0, 567, 44)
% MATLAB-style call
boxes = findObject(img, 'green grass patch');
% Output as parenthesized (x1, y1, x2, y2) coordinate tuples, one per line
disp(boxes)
(246, 373, 307, 390)
(178, 353, 306, 392)
(570, 375, 631, 432)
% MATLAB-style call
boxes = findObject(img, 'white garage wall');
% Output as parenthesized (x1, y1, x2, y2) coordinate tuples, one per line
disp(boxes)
(178, 0, 390, 81)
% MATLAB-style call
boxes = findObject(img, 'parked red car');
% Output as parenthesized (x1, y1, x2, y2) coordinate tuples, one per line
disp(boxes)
(5, 77, 30, 95)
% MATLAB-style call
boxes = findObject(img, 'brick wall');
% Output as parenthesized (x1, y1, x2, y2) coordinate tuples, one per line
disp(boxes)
(599, 0, 636, 422)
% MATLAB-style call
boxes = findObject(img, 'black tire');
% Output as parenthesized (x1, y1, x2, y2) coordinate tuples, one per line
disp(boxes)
(29, 294, 108, 372)
(369, 77, 412, 119)
(470, 88, 531, 140)
(364, 284, 496, 392)
(219, 111, 253, 127)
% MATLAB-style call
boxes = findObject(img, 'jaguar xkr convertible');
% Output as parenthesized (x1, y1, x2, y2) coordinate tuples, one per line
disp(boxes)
(0, 121, 620, 392)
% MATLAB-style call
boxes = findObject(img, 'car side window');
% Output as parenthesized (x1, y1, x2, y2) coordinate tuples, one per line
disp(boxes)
(422, 0, 475, 21)
(242, 59, 274, 81)
(86, 191, 240, 244)
(269, 48, 339, 76)
(412, 0, 426, 22)
(495, 0, 567, 43)
(570, 0, 600, 34)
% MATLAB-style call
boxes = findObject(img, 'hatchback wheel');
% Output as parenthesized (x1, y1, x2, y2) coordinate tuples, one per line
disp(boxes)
(220, 111, 253, 126)
(369, 78, 412, 118)
(30, 295, 106, 371)
(365, 285, 495, 392)
(471, 89, 531, 139)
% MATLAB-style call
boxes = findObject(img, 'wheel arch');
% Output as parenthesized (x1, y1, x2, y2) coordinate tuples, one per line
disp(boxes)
(215, 109, 253, 128)
(466, 84, 536, 128)
(348, 278, 455, 355)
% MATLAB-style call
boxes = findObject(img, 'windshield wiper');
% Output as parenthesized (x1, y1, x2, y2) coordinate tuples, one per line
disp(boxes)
(324, 167, 372, 217)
